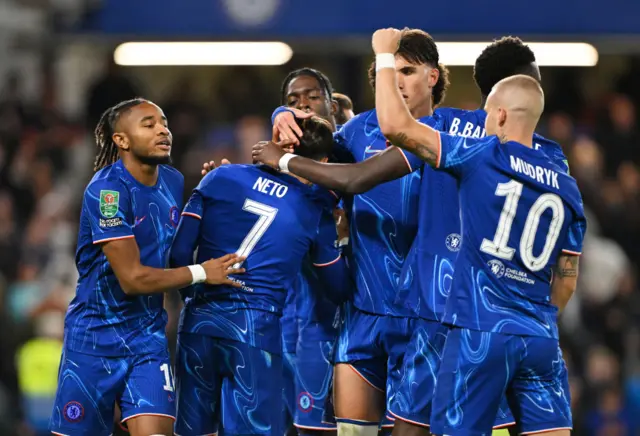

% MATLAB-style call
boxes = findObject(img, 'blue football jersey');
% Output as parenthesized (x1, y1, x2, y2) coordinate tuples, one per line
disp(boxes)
(295, 260, 340, 341)
(65, 160, 184, 357)
(394, 154, 460, 321)
(436, 133, 586, 339)
(177, 164, 343, 354)
(435, 107, 570, 173)
(333, 109, 427, 316)
(282, 286, 298, 354)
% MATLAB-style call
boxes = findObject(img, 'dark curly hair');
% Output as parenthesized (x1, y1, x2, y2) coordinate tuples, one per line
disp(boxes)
(368, 28, 448, 105)
(294, 116, 334, 161)
(280, 68, 334, 104)
(473, 36, 538, 97)
(93, 98, 148, 172)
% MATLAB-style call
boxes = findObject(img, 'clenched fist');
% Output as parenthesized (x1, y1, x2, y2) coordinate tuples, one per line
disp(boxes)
(372, 28, 402, 54)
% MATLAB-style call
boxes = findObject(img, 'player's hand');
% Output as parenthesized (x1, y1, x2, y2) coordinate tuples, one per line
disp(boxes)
(201, 254, 246, 287)
(252, 140, 287, 169)
(273, 108, 315, 145)
(334, 208, 350, 241)
(201, 159, 232, 176)
(372, 28, 402, 54)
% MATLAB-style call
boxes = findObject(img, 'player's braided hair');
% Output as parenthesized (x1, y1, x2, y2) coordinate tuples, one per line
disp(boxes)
(368, 29, 448, 105)
(280, 68, 334, 104)
(93, 98, 148, 172)
(473, 36, 537, 97)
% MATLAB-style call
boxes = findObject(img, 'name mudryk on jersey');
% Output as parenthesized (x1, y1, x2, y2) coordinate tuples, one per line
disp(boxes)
(510, 156, 560, 190)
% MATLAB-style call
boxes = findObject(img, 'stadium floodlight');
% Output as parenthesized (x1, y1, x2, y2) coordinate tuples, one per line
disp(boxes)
(114, 42, 294, 66)
(437, 42, 598, 67)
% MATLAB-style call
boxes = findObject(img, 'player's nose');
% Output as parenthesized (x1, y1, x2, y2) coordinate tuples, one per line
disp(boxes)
(295, 96, 311, 112)
(157, 124, 170, 136)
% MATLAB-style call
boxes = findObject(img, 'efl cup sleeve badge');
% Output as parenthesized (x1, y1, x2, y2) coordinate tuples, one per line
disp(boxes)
(100, 190, 120, 218)
(63, 401, 84, 423)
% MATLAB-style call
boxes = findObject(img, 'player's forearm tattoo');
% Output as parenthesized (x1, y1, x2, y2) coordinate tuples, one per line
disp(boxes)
(387, 132, 438, 167)
(555, 255, 578, 278)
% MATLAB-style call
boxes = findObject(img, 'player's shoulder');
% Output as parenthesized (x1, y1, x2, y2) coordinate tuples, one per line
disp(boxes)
(340, 109, 377, 131)
(435, 107, 485, 121)
(158, 164, 184, 183)
(85, 161, 128, 195)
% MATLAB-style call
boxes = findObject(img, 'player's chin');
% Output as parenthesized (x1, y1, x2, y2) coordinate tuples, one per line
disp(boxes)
(140, 153, 173, 166)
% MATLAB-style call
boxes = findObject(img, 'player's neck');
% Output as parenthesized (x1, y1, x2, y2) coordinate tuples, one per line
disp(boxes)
(410, 100, 433, 119)
(124, 159, 159, 186)
(501, 128, 534, 148)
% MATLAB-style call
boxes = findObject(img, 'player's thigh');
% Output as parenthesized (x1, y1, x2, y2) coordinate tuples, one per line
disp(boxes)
(294, 339, 337, 431)
(220, 339, 284, 436)
(334, 306, 387, 420)
(126, 414, 174, 436)
(388, 319, 447, 429)
(50, 349, 125, 436)
(174, 333, 222, 436)
(510, 338, 572, 435)
(430, 328, 514, 436)
(119, 348, 176, 432)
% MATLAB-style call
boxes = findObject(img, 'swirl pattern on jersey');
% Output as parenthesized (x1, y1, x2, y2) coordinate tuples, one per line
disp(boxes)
(338, 110, 421, 316)
(66, 162, 182, 357)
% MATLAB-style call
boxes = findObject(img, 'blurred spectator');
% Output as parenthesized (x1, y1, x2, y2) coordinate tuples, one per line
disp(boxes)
(85, 56, 140, 128)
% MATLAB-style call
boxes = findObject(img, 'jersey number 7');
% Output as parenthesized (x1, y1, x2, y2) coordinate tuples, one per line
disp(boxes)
(480, 180, 564, 272)
(234, 198, 279, 267)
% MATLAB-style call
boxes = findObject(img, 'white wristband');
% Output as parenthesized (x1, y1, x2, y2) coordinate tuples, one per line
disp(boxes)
(187, 264, 206, 284)
(278, 153, 296, 173)
(375, 53, 396, 72)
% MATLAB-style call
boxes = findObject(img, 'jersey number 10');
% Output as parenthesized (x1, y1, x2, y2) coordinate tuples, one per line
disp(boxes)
(480, 180, 564, 272)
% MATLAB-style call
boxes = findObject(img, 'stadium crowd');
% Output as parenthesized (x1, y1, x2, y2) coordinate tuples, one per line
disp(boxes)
(0, 56, 639, 435)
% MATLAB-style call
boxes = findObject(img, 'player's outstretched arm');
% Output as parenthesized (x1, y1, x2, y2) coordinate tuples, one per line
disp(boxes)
(102, 238, 245, 295)
(551, 254, 579, 312)
(372, 28, 442, 167)
(252, 140, 412, 194)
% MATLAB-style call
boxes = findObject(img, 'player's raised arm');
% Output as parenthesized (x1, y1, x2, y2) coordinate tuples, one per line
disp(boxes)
(372, 28, 443, 166)
(252, 140, 417, 194)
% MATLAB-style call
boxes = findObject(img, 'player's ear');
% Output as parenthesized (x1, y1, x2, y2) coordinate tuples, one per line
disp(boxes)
(428, 65, 439, 88)
(112, 132, 130, 151)
(498, 108, 507, 128)
(330, 99, 339, 117)
(319, 156, 329, 163)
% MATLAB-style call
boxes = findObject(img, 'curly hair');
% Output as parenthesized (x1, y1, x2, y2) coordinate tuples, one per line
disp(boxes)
(473, 36, 538, 97)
